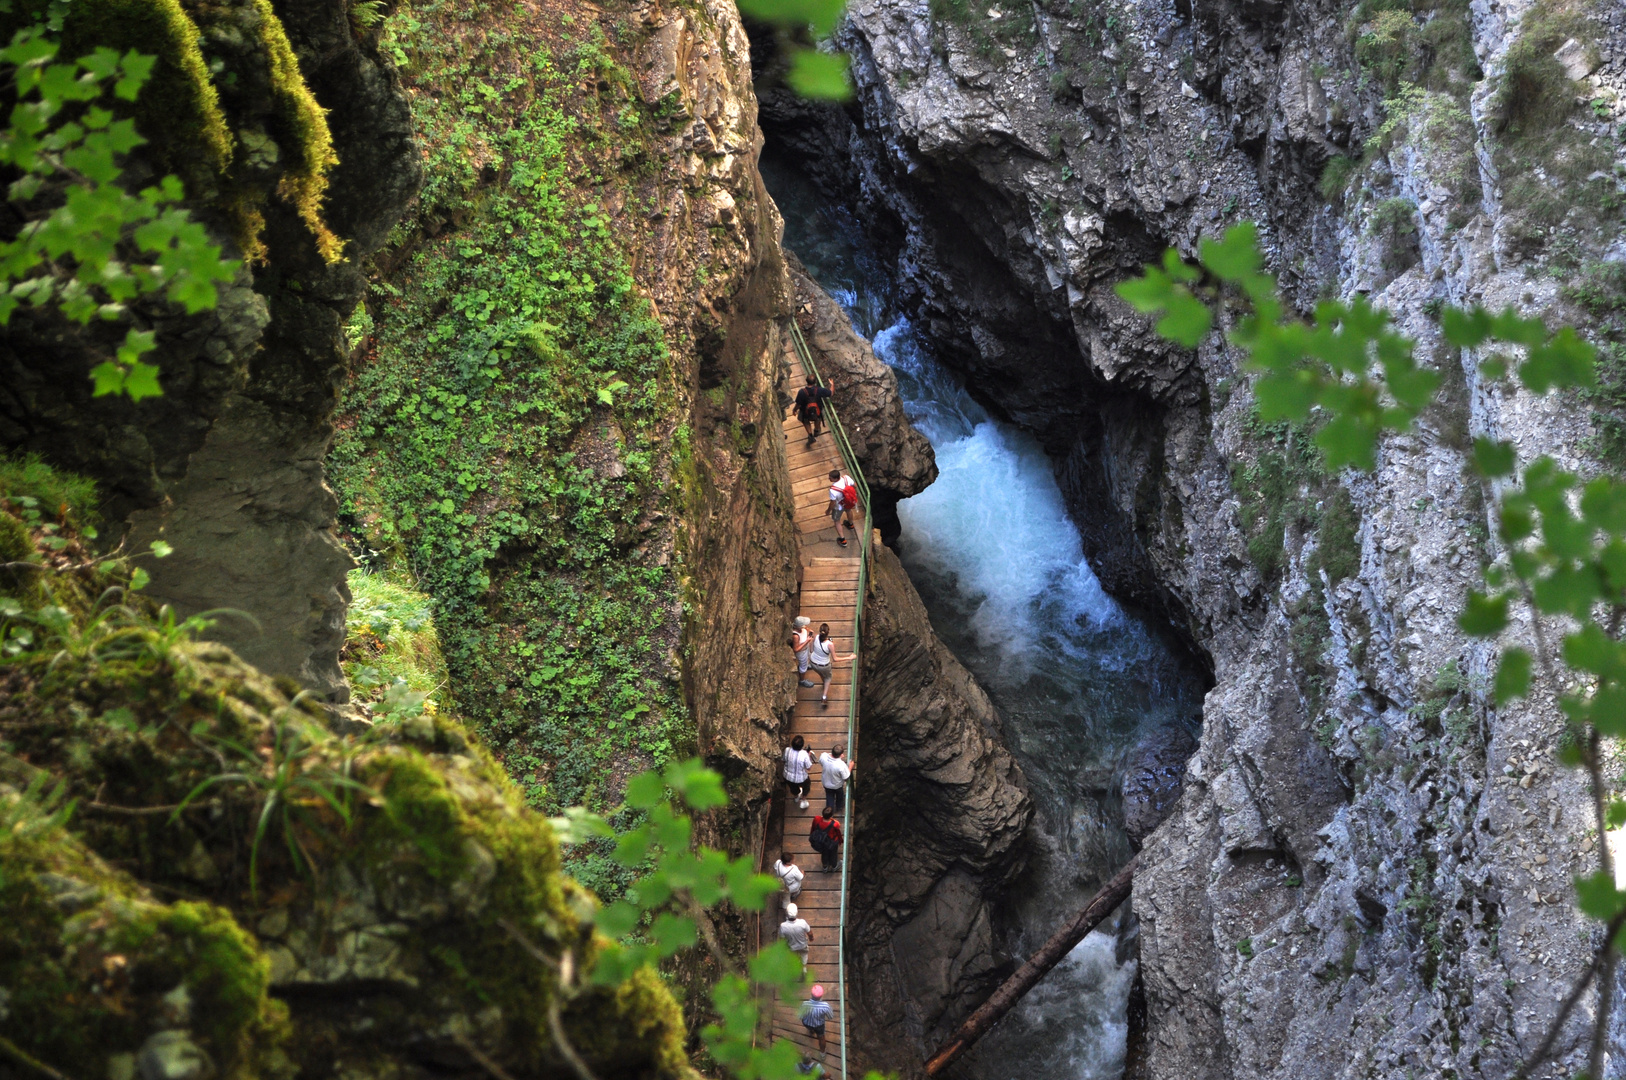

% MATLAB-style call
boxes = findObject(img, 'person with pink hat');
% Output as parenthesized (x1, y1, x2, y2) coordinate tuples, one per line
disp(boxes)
(799, 983, 833, 1054)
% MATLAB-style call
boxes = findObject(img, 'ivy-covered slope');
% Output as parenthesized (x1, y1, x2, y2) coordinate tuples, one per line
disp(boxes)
(0, 461, 692, 1080)
(330, 0, 801, 897)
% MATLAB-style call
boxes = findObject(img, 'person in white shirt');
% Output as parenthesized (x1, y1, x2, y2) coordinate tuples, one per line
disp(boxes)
(784, 735, 813, 809)
(773, 850, 804, 907)
(826, 469, 859, 548)
(789, 615, 815, 688)
(818, 743, 853, 815)
(806, 624, 856, 706)
(779, 902, 813, 969)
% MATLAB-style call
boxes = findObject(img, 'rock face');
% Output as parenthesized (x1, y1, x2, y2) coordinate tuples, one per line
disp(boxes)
(850, 540, 1034, 1073)
(787, 254, 938, 537)
(0, 0, 419, 703)
(758, 0, 1626, 1074)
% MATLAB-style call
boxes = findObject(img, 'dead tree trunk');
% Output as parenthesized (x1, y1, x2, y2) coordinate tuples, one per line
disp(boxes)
(923, 855, 1138, 1076)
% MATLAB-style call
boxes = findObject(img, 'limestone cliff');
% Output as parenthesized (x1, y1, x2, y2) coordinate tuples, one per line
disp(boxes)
(760, 0, 1626, 1073)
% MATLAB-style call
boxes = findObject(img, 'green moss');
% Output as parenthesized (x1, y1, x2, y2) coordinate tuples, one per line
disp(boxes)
(1492, 0, 1619, 249)
(0, 453, 100, 527)
(0, 788, 288, 1079)
(49, 0, 233, 181)
(0, 471, 693, 1080)
(256, 0, 342, 264)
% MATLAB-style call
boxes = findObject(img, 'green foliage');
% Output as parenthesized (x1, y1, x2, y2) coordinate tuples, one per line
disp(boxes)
(331, 2, 690, 842)
(0, 29, 237, 398)
(736, 0, 853, 100)
(1355, 8, 1418, 93)
(553, 759, 882, 1080)
(1319, 155, 1357, 203)
(342, 568, 448, 717)
(1565, 261, 1626, 468)
(1231, 420, 1325, 580)
(0, 452, 98, 527)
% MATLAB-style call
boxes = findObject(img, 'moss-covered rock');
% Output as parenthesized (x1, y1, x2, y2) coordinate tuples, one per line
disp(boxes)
(1, 463, 693, 1080)
(0, 789, 290, 1080)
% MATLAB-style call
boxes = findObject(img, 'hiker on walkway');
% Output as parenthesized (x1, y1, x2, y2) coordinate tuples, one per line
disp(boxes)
(819, 743, 853, 815)
(780, 902, 813, 969)
(807, 624, 855, 706)
(784, 735, 814, 809)
(789, 615, 816, 688)
(773, 849, 804, 905)
(796, 1057, 824, 1079)
(800, 985, 834, 1055)
(791, 374, 833, 445)
(809, 808, 843, 872)
(827, 469, 858, 547)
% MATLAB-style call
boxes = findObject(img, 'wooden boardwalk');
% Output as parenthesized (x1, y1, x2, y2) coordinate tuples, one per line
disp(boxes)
(768, 401, 863, 1074)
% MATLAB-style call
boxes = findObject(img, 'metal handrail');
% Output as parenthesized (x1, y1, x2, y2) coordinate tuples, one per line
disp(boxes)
(788, 317, 869, 1080)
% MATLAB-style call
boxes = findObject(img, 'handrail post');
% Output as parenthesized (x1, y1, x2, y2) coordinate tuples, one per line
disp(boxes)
(787, 318, 868, 1080)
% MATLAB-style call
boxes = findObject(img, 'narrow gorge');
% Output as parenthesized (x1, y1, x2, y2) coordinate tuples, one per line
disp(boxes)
(2, 0, 1625, 1074)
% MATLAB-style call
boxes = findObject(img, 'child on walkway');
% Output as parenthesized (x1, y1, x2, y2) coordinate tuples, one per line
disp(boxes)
(807, 624, 856, 707)
(826, 470, 858, 547)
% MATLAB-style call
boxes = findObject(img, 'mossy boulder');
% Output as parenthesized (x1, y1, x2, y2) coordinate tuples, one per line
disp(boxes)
(0, 466, 693, 1080)
(0, 793, 290, 1080)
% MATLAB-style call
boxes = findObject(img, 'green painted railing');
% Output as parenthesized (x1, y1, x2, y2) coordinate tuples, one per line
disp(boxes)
(788, 317, 869, 1080)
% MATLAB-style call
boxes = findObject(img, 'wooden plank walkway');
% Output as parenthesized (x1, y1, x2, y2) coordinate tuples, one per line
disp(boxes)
(769, 401, 862, 1076)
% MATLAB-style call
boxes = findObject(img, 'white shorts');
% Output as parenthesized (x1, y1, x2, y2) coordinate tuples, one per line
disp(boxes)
(797, 651, 811, 673)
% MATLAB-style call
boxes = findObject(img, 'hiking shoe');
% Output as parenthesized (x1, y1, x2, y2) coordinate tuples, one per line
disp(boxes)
(799, 679, 816, 687)
(798, 799, 809, 809)
(836, 536, 848, 547)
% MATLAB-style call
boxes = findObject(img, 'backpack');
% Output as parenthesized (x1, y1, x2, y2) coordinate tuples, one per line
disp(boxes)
(809, 819, 840, 854)
(840, 481, 857, 510)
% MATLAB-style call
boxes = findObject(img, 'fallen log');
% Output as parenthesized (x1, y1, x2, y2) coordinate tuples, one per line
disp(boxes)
(923, 854, 1138, 1076)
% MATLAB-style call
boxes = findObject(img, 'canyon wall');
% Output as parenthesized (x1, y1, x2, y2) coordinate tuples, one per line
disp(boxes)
(759, 0, 1626, 1074)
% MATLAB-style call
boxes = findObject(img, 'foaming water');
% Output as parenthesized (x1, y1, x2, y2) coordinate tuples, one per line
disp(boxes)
(763, 153, 1202, 1080)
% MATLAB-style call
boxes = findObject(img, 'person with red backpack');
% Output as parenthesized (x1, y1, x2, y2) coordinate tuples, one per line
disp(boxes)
(809, 807, 844, 871)
(826, 469, 858, 547)
(791, 374, 833, 445)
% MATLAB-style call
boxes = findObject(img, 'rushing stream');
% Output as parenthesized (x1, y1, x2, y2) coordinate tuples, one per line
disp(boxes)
(763, 153, 1206, 1080)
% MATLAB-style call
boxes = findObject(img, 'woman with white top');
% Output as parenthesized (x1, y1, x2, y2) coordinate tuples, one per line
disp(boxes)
(806, 623, 856, 706)
(783, 735, 813, 809)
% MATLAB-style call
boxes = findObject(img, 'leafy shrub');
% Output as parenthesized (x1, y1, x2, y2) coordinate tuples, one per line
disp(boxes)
(1320, 155, 1358, 203)
(342, 568, 448, 717)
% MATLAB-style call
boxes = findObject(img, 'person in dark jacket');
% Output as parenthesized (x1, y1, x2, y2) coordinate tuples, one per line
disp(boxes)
(791, 374, 833, 444)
